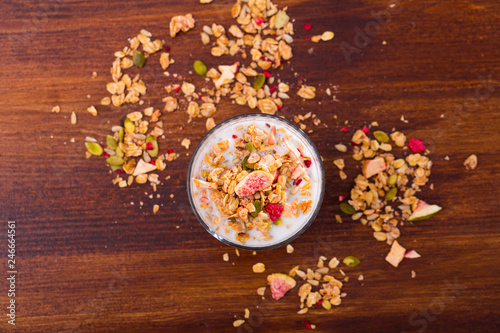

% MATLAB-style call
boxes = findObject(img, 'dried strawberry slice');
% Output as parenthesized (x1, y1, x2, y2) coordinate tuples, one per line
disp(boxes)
(408, 138, 426, 153)
(265, 203, 283, 222)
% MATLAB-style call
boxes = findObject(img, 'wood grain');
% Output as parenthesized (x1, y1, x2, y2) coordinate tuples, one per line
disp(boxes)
(1, 0, 499, 332)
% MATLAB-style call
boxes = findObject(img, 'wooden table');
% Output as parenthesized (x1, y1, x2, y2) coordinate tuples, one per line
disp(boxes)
(1, 0, 499, 332)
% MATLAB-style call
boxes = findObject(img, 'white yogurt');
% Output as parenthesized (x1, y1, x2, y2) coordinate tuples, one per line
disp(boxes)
(188, 114, 324, 249)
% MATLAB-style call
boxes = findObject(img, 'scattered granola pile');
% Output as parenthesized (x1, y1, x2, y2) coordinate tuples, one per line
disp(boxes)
(335, 127, 442, 267)
(192, 122, 316, 244)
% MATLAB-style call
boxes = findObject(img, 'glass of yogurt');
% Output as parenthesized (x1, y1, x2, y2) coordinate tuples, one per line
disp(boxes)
(187, 113, 325, 250)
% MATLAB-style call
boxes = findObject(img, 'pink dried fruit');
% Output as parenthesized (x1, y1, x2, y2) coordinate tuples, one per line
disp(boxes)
(234, 170, 274, 197)
(304, 23, 312, 31)
(263, 70, 271, 78)
(408, 138, 426, 153)
(255, 17, 265, 25)
(265, 203, 283, 222)
(146, 142, 154, 150)
(267, 273, 296, 300)
(304, 159, 312, 168)
(362, 126, 369, 134)
(342, 127, 348, 132)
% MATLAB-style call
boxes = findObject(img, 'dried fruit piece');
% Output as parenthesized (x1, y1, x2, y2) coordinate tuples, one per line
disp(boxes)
(408, 200, 442, 221)
(133, 50, 146, 68)
(265, 203, 283, 222)
(385, 240, 406, 267)
(339, 203, 356, 215)
(267, 273, 296, 300)
(85, 142, 103, 156)
(408, 138, 426, 153)
(362, 157, 386, 179)
(404, 250, 421, 259)
(234, 171, 274, 197)
(343, 256, 360, 267)
(193, 60, 208, 76)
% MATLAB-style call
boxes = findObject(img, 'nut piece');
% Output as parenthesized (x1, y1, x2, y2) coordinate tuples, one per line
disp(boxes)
(297, 85, 316, 99)
(233, 319, 245, 328)
(256, 287, 266, 296)
(222, 253, 229, 262)
(153, 204, 159, 214)
(463, 154, 477, 171)
(181, 138, 191, 149)
(252, 263, 266, 273)
(87, 106, 98, 116)
(206, 117, 216, 131)
(52, 105, 61, 113)
(170, 14, 195, 38)
(70, 112, 77, 125)
(286, 244, 294, 254)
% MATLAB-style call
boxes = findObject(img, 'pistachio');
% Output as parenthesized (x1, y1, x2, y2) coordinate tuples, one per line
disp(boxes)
(273, 217, 283, 226)
(374, 131, 390, 143)
(118, 128, 124, 142)
(115, 147, 124, 158)
(85, 142, 103, 156)
(106, 135, 117, 150)
(340, 203, 356, 215)
(193, 60, 208, 76)
(133, 50, 146, 68)
(106, 156, 125, 166)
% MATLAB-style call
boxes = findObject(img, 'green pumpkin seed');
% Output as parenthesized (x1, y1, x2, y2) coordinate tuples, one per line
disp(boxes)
(245, 142, 255, 152)
(385, 187, 398, 201)
(118, 128, 124, 142)
(133, 50, 146, 68)
(115, 147, 124, 158)
(339, 203, 356, 215)
(85, 142, 103, 156)
(251, 200, 262, 217)
(373, 131, 390, 143)
(388, 174, 398, 187)
(253, 73, 266, 90)
(110, 165, 122, 172)
(273, 217, 283, 226)
(106, 135, 117, 150)
(124, 118, 135, 133)
(146, 135, 159, 157)
(106, 156, 125, 166)
(193, 60, 208, 76)
(343, 256, 360, 267)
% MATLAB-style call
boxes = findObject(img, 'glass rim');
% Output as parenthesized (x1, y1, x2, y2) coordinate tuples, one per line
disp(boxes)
(186, 113, 325, 251)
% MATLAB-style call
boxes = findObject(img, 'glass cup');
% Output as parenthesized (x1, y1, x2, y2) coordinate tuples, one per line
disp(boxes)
(187, 113, 325, 250)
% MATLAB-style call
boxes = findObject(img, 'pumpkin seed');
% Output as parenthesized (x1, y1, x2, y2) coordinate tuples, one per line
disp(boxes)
(245, 142, 255, 152)
(343, 256, 360, 267)
(385, 187, 397, 201)
(146, 135, 159, 157)
(109, 165, 122, 172)
(388, 174, 398, 187)
(118, 128, 124, 142)
(374, 131, 390, 143)
(273, 217, 283, 226)
(85, 142, 103, 156)
(339, 203, 356, 215)
(251, 200, 262, 217)
(106, 156, 125, 166)
(124, 118, 135, 133)
(115, 147, 124, 158)
(106, 135, 117, 150)
(133, 50, 146, 68)
(193, 60, 208, 76)
(253, 73, 266, 90)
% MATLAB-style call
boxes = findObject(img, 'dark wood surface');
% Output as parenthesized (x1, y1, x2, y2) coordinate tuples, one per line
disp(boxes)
(1, 0, 499, 332)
